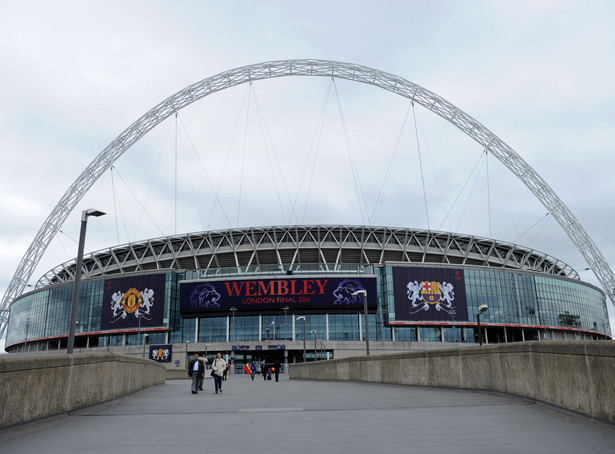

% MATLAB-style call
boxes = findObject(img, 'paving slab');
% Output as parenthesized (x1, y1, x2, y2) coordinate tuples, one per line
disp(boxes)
(1, 373, 615, 454)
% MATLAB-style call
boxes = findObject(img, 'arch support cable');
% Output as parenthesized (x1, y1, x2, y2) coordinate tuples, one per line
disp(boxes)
(2, 59, 613, 337)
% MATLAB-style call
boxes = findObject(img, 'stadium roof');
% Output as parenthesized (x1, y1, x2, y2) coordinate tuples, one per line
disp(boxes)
(36, 225, 578, 287)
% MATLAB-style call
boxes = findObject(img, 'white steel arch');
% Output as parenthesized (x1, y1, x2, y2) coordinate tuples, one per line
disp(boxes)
(1, 59, 613, 338)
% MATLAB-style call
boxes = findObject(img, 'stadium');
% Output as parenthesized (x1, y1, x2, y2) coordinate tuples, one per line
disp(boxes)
(2, 60, 613, 370)
(4, 224, 610, 368)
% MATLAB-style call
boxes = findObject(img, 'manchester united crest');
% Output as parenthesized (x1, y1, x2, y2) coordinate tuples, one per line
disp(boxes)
(101, 275, 165, 330)
(110, 286, 155, 323)
(149, 344, 172, 362)
(121, 288, 142, 314)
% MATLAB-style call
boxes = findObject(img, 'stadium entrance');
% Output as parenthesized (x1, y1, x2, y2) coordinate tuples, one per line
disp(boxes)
(229, 348, 288, 374)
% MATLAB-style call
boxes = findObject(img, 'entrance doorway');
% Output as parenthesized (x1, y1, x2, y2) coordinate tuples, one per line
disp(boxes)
(232, 350, 287, 374)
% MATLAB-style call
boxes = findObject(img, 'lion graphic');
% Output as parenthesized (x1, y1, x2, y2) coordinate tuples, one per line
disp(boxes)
(190, 283, 221, 309)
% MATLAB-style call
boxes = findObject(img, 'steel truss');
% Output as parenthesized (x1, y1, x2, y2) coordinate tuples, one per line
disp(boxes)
(38, 225, 575, 286)
(1, 59, 613, 338)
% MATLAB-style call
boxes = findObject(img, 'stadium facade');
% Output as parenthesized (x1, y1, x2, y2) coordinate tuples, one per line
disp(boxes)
(5, 225, 611, 369)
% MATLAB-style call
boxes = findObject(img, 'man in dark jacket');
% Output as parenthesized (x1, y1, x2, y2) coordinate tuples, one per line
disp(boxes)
(273, 360, 281, 382)
(188, 353, 205, 394)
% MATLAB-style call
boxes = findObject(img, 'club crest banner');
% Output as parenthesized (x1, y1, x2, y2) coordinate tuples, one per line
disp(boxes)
(100, 275, 166, 330)
(149, 344, 172, 362)
(392, 267, 468, 322)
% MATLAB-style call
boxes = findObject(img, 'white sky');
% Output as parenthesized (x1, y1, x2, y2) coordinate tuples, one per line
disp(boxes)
(1, 1, 614, 351)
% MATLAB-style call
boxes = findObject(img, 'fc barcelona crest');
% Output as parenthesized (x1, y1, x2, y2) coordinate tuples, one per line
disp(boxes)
(407, 280, 455, 315)
(392, 267, 469, 323)
(421, 281, 441, 304)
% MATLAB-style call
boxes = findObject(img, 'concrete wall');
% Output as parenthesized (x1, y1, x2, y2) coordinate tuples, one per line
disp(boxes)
(289, 340, 615, 423)
(0, 352, 166, 428)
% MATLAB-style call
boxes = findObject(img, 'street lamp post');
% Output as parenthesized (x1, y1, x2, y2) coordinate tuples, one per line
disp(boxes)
(501, 314, 508, 343)
(296, 316, 306, 362)
(24, 318, 31, 352)
(310, 330, 317, 360)
(477, 304, 488, 346)
(67, 208, 105, 354)
(230, 307, 237, 342)
(142, 333, 149, 359)
(352, 290, 370, 355)
(317, 339, 322, 361)
(282, 306, 289, 340)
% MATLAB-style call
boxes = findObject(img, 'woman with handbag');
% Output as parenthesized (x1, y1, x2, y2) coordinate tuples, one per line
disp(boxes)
(212, 353, 227, 394)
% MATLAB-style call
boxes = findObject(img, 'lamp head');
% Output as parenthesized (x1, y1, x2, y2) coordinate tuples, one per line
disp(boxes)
(82, 208, 106, 221)
(351, 290, 367, 296)
(296, 316, 306, 321)
(478, 304, 489, 314)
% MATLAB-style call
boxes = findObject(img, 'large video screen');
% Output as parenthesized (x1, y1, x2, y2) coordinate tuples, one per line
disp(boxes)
(180, 276, 377, 316)
(100, 274, 166, 330)
(392, 267, 468, 322)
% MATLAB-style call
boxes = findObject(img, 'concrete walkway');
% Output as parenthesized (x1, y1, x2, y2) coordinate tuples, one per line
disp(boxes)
(2, 373, 615, 454)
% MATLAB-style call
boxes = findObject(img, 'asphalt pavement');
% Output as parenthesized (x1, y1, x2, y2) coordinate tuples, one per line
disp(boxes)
(1, 372, 615, 454)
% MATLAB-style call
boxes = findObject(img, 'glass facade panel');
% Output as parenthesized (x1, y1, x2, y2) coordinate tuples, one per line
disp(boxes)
(394, 327, 418, 341)
(170, 317, 196, 343)
(443, 327, 463, 343)
(329, 314, 360, 341)
(147, 332, 167, 345)
(6, 289, 49, 345)
(46, 286, 73, 338)
(4, 264, 610, 353)
(233, 315, 259, 342)
(196, 316, 226, 343)
(419, 327, 442, 342)
(296, 315, 326, 342)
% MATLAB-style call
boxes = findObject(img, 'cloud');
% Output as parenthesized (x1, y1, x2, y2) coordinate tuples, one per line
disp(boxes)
(1, 1, 614, 335)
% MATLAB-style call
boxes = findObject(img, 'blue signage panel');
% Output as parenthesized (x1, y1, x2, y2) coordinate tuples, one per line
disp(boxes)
(392, 267, 468, 322)
(180, 276, 377, 316)
(268, 345, 286, 350)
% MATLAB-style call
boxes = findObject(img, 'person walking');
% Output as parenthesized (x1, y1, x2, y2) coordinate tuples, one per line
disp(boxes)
(198, 353, 208, 390)
(261, 359, 267, 381)
(273, 359, 281, 382)
(212, 353, 227, 394)
(188, 353, 205, 395)
(250, 362, 257, 381)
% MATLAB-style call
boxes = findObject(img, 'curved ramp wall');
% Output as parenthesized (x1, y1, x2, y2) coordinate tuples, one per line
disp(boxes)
(0, 352, 166, 428)
(289, 341, 615, 423)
